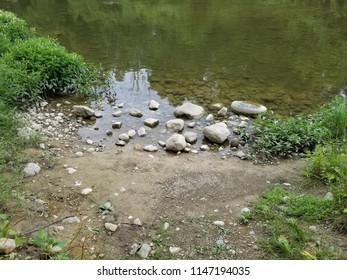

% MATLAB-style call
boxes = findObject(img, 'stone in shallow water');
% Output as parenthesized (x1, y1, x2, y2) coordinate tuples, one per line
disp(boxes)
(112, 121, 122, 129)
(231, 101, 267, 116)
(183, 131, 198, 143)
(129, 108, 143, 118)
(174, 102, 205, 119)
(149, 100, 160, 110)
(73, 105, 95, 118)
(203, 122, 230, 144)
(137, 127, 147, 137)
(166, 119, 185, 132)
(144, 118, 160, 128)
(166, 134, 187, 152)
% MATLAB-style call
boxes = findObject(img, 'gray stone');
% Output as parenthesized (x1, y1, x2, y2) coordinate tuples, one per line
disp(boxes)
(230, 138, 240, 148)
(105, 223, 118, 232)
(324, 192, 334, 201)
(49, 246, 62, 254)
(149, 100, 160, 110)
(128, 130, 136, 138)
(130, 243, 140, 255)
(241, 207, 251, 216)
(166, 119, 185, 132)
(213, 221, 225, 226)
(62, 216, 80, 224)
(144, 118, 160, 128)
(206, 114, 214, 122)
(73, 105, 95, 118)
(106, 130, 113, 137)
(75, 151, 84, 157)
(163, 222, 170, 231)
(112, 111, 122, 117)
(166, 134, 187, 152)
(236, 151, 246, 159)
(158, 141, 166, 147)
(23, 162, 41, 177)
(183, 131, 198, 143)
(174, 102, 205, 119)
(116, 140, 126, 146)
(119, 133, 130, 142)
(187, 122, 196, 128)
(117, 102, 124, 108)
(137, 243, 151, 259)
(86, 138, 94, 145)
(137, 127, 147, 137)
(210, 103, 223, 110)
(169, 247, 181, 254)
(133, 218, 142, 226)
(203, 122, 230, 144)
(66, 167, 77, 174)
(0, 238, 16, 254)
(112, 121, 122, 129)
(129, 108, 143, 118)
(81, 188, 92, 195)
(217, 107, 228, 117)
(143, 145, 158, 152)
(200, 145, 209, 151)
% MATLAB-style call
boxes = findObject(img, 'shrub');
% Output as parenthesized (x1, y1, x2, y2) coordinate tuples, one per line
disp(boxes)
(0, 37, 101, 106)
(0, 10, 35, 54)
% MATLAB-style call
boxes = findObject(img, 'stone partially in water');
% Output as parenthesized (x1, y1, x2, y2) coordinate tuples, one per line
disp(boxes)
(174, 102, 205, 119)
(119, 133, 130, 142)
(112, 122, 122, 129)
(73, 105, 95, 118)
(203, 122, 230, 144)
(183, 131, 198, 143)
(149, 100, 160, 110)
(166, 133, 187, 152)
(137, 127, 147, 137)
(231, 101, 267, 116)
(129, 108, 143, 118)
(144, 118, 160, 128)
(166, 119, 185, 132)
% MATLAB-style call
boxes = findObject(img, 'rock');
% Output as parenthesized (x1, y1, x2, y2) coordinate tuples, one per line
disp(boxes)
(106, 130, 113, 137)
(39, 143, 46, 150)
(210, 103, 223, 110)
(163, 222, 170, 231)
(217, 107, 228, 117)
(206, 114, 214, 122)
(137, 243, 151, 259)
(309, 226, 317, 232)
(324, 192, 334, 201)
(231, 101, 267, 116)
(133, 218, 142, 226)
(134, 144, 142, 151)
(158, 141, 166, 147)
(183, 132, 198, 143)
(166, 134, 187, 152)
(149, 100, 160, 110)
(86, 138, 94, 145)
(144, 118, 160, 128)
(187, 122, 196, 128)
(66, 167, 77, 174)
(112, 121, 122, 129)
(129, 243, 140, 255)
(129, 108, 143, 118)
(94, 112, 103, 118)
(75, 151, 84, 157)
(230, 138, 240, 148)
(236, 151, 246, 159)
(116, 140, 126, 146)
(119, 133, 130, 142)
(241, 207, 251, 216)
(203, 122, 230, 144)
(62, 216, 80, 224)
(200, 144, 209, 151)
(49, 246, 62, 254)
(213, 221, 225, 226)
(169, 247, 181, 254)
(0, 238, 16, 254)
(166, 119, 185, 132)
(23, 162, 41, 177)
(112, 111, 122, 117)
(143, 145, 158, 152)
(174, 102, 205, 119)
(137, 127, 147, 137)
(117, 102, 124, 108)
(73, 105, 95, 118)
(128, 130, 136, 138)
(81, 188, 92, 195)
(105, 223, 118, 232)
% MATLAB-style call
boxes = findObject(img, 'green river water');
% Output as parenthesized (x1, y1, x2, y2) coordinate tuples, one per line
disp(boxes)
(1, 0, 347, 115)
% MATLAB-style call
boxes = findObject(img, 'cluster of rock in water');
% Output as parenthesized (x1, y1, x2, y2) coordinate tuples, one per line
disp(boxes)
(72, 99, 259, 158)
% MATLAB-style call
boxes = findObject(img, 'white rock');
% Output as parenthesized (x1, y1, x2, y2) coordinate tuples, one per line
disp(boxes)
(112, 121, 122, 129)
(49, 246, 62, 254)
(143, 145, 158, 152)
(23, 163, 41, 177)
(128, 130, 136, 138)
(62, 216, 80, 224)
(149, 100, 160, 110)
(187, 122, 196, 128)
(163, 222, 170, 231)
(166, 119, 185, 132)
(174, 102, 205, 119)
(206, 114, 214, 121)
(169, 247, 181, 254)
(86, 138, 94, 145)
(213, 221, 225, 226)
(119, 133, 130, 142)
(112, 111, 122, 117)
(129, 108, 143, 118)
(144, 118, 160, 128)
(137, 127, 147, 137)
(105, 223, 118, 232)
(166, 134, 187, 152)
(81, 188, 93, 195)
(203, 122, 230, 144)
(117, 102, 124, 108)
(200, 144, 209, 151)
(130, 243, 140, 255)
(39, 143, 46, 150)
(183, 131, 198, 143)
(66, 167, 77, 174)
(217, 107, 228, 117)
(241, 207, 251, 215)
(0, 238, 16, 254)
(133, 218, 142, 226)
(158, 141, 166, 147)
(137, 243, 151, 259)
(75, 151, 84, 157)
(116, 140, 126, 146)
(236, 151, 246, 159)
(324, 192, 334, 201)
(73, 105, 95, 118)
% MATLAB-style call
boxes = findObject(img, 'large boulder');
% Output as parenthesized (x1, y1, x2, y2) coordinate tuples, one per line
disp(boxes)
(203, 122, 230, 144)
(174, 102, 205, 119)
(166, 134, 187, 152)
(166, 119, 185, 132)
(73, 105, 95, 118)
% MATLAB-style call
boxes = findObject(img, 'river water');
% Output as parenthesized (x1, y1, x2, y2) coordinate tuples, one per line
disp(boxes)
(1, 0, 347, 115)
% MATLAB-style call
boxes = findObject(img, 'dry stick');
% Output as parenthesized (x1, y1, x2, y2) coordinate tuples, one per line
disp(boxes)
(21, 215, 75, 236)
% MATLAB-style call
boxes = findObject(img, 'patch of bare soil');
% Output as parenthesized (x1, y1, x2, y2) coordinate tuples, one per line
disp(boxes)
(9, 138, 311, 260)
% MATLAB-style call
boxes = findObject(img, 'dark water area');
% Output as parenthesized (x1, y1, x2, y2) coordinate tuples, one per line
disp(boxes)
(1, 0, 347, 115)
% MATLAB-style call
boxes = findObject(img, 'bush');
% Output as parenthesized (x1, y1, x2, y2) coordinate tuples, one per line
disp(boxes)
(0, 37, 101, 106)
(0, 10, 35, 54)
